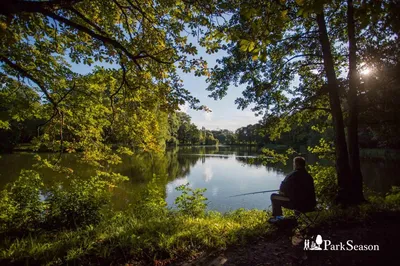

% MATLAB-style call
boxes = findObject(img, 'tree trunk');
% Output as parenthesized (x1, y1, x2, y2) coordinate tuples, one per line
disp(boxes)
(347, 0, 365, 203)
(316, 12, 353, 204)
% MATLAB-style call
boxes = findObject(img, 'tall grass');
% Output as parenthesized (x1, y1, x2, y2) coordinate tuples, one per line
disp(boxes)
(0, 172, 274, 265)
(0, 209, 274, 265)
(1, 170, 400, 265)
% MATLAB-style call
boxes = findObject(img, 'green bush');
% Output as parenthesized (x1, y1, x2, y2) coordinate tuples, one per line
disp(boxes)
(6, 167, 400, 265)
(0, 177, 272, 265)
(136, 176, 168, 217)
(385, 186, 400, 205)
(0, 170, 45, 233)
(307, 139, 338, 206)
(175, 183, 207, 217)
(308, 163, 337, 206)
(45, 176, 110, 229)
(368, 186, 400, 209)
(0, 170, 110, 233)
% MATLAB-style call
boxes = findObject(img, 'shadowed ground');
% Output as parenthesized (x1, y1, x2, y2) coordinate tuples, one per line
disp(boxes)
(179, 211, 400, 266)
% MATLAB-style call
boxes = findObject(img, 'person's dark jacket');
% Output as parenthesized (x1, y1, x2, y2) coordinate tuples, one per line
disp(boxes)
(279, 168, 316, 212)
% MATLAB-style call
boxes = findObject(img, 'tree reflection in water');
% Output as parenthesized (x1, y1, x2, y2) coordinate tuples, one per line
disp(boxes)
(1, 146, 399, 211)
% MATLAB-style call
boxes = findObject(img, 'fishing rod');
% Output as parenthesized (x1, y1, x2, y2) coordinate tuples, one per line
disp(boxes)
(229, 189, 279, 198)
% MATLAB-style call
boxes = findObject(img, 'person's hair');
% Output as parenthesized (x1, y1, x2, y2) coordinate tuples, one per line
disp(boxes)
(293, 156, 306, 169)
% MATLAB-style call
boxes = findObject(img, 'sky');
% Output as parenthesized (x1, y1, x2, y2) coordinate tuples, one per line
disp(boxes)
(176, 41, 260, 131)
(71, 36, 260, 132)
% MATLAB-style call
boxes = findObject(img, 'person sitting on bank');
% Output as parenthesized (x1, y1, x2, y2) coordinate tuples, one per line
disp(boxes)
(268, 156, 316, 223)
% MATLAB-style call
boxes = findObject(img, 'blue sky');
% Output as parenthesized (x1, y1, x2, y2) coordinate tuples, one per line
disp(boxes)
(71, 37, 260, 132)
(177, 43, 260, 131)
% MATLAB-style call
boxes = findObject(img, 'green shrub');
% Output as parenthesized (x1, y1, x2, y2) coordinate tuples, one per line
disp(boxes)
(0, 170, 110, 233)
(175, 183, 207, 217)
(0, 170, 45, 233)
(45, 176, 110, 229)
(308, 163, 337, 205)
(385, 186, 400, 205)
(5, 166, 400, 265)
(307, 139, 337, 206)
(136, 176, 168, 217)
(369, 186, 400, 210)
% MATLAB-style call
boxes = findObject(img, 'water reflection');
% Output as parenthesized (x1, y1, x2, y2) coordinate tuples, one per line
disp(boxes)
(1, 146, 399, 212)
(164, 149, 288, 212)
(203, 165, 213, 182)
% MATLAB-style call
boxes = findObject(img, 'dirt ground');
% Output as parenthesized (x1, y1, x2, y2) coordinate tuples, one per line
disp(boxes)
(179, 211, 400, 266)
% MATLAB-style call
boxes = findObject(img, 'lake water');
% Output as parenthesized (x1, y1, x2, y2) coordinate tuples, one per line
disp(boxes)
(1, 146, 400, 212)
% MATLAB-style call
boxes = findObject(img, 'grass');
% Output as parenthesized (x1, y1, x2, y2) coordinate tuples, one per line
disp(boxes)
(0, 208, 275, 265)
(3, 196, 400, 266)
(0, 176, 275, 265)
(2, 171, 400, 266)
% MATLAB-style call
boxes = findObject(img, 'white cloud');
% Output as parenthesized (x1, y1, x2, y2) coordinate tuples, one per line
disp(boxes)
(203, 165, 213, 182)
(167, 177, 190, 193)
(204, 110, 213, 121)
(179, 102, 189, 113)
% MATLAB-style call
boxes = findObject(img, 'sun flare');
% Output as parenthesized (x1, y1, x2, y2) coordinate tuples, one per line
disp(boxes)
(360, 62, 372, 76)
(360, 67, 371, 75)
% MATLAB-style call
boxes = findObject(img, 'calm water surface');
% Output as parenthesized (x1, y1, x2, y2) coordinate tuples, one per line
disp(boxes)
(1, 146, 399, 212)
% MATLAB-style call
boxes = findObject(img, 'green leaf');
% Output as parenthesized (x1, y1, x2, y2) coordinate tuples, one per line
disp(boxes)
(248, 41, 255, 51)
(0, 120, 10, 130)
(281, 10, 288, 19)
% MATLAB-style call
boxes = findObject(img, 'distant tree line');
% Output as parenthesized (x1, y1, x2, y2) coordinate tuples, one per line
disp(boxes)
(3, 89, 400, 150)
(166, 112, 218, 146)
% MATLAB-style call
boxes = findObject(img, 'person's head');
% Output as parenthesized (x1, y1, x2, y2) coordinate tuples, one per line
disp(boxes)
(293, 156, 306, 170)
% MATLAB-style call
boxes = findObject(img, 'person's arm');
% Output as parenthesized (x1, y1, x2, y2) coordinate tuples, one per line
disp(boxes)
(280, 172, 294, 196)
(280, 172, 297, 199)
(279, 181, 286, 196)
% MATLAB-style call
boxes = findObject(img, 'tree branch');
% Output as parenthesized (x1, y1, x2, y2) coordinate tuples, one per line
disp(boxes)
(0, 55, 57, 107)
(126, 0, 154, 23)
(276, 31, 319, 44)
(283, 54, 321, 66)
(135, 50, 176, 64)
(39, 9, 144, 70)
(0, 0, 83, 15)
(112, 0, 134, 42)
(37, 109, 58, 136)
(56, 82, 76, 105)
(68, 6, 105, 34)
(296, 106, 331, 112)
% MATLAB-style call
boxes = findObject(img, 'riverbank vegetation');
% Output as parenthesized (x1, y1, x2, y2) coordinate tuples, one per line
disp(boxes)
(1, 169, 400, 265)
(1, 0, 400, 265)
(0, 171, 272, 265)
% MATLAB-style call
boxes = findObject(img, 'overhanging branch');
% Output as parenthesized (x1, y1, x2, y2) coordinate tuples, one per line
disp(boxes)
(296, 106, 331, 112)
(68, 6, 105, 34)
(40, 9, 144, 70)
(0, 0, 83, 15)
(0, 55, 57, 107)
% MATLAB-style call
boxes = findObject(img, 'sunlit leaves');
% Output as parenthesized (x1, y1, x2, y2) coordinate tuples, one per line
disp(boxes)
(239, 40, 256, 52)
(0, 120, 10, 130)
(260, 147, 295, 165)
(307, 138, 335, 161)
(175, 183, 207, 217)
(308, 163, 337, 204)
